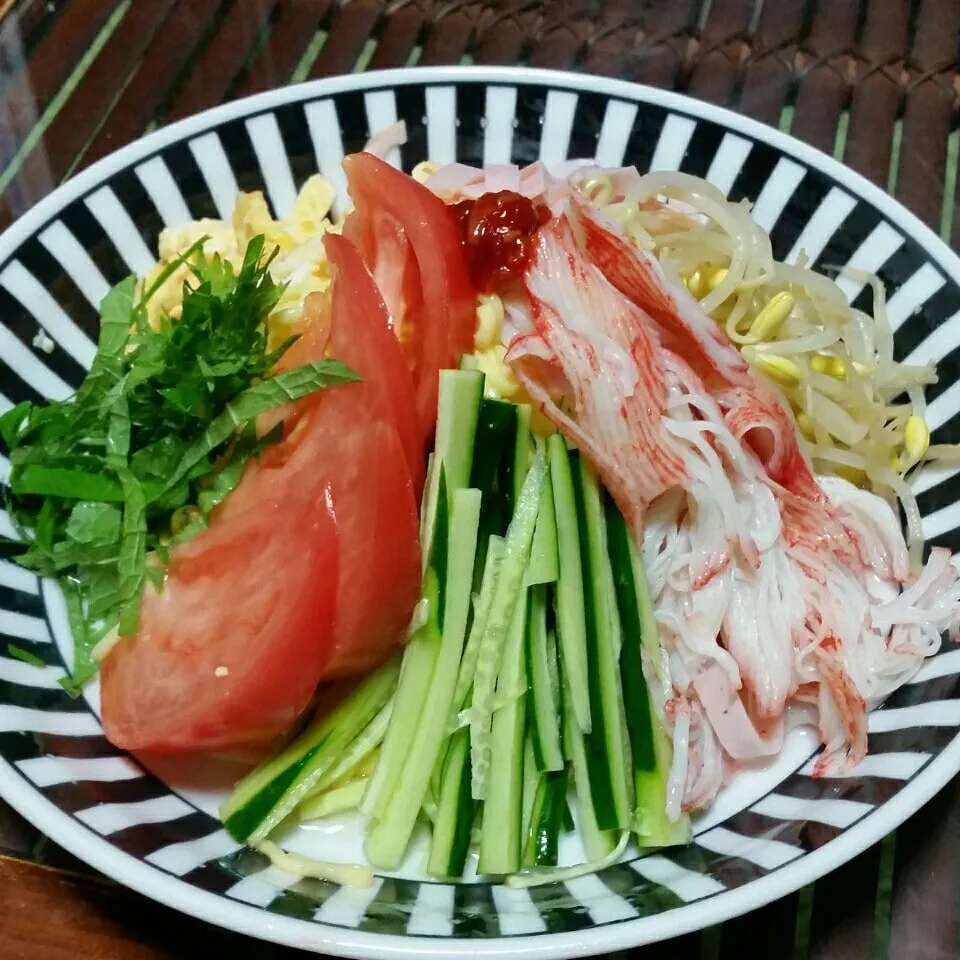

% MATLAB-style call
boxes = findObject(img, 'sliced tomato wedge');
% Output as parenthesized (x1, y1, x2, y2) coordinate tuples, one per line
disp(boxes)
(313, 411, 421, 680)
(101, 489, 340, 752)
(324, 232, 423, 494)
(236, 332, 421, 682)
(343, 152, 477, 440)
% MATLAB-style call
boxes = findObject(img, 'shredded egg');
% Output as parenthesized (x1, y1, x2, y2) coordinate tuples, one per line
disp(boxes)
(142, 175, 339, 339)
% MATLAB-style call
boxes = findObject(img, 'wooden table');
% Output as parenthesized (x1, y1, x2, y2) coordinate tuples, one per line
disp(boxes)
(1, 1, 959, 957)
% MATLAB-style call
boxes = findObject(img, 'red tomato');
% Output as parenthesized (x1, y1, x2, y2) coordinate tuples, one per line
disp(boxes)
(101, 491, 340, 752)
(310, 411, 421, 680)
(343, 153, 477, 440)
(324, 232, 423, 494)
(234, 325, 421, 683)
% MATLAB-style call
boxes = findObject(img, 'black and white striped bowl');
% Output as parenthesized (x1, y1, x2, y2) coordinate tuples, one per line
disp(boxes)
(0, 66, 958, 958)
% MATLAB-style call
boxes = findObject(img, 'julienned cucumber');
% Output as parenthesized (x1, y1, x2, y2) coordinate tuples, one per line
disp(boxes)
(364, 367, 484, 820)
(470, 398, 518, 587)
(469, 431, 544, 800)
(605, 495, 691, 847)
(420, 369, 484, 567)
(520, 732, 539, 847)
(361, 606, 438, 819)
(364, 488, 481, 870)
(427, 727, 474, 878)
(525, 457, 559, 587)
(563, 677, 615, 861)
(221, 654, 400, 845)
(223, 367, 692, 878)
(451, 535, 503, 718)
(569, 452, 631, 833)
(523, 766, 568, 867)
(605, 499, 656, 772)
(477, 590, 528, 875)
(525, 583, 563, 773)
(313, 695, 393, 794)
(547, 433, 591, 735)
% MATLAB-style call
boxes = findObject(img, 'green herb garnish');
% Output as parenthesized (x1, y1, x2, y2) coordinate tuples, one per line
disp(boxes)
(1, 235, 359, 688)
(6, 644, 46, 668)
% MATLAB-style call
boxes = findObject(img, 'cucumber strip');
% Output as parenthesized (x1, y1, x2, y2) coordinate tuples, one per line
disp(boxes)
(470, 399, 518, 589)
(315, 696, 392, 793)
(309, 746, 379, 800)
(520, 732, 540, 847)
(469, 445, 545, 800)
(570, 452, 631, 833)
(525, 460, 559, 586)
(605, 496, 691, 847)
(366, 372, 482, 817)
(605, 498, 658, 772)
(451, 535, 504, 718)
(523, 767, 568, 868)
(562, 800, 575, 834)
(364, 488, 481, 870)
(525, 583, 564, 772)
(471, 400, 518, 509)
(437, 370, 484, 496)
(507, 832, 629, 890)
(426, 727, 474, 878)
(548, 433, 591, 734)
(634, 723, 691, 848)
(298, 779, 367, 821)
(546, 618, 562, 741)
(563, 679, 616, 862)
(221, 655, 400, 845)
(477, 591, 528, 876)
(420, 369, 484, 564)
(512, 405, 533, 500)
(361, 602, 440, 819)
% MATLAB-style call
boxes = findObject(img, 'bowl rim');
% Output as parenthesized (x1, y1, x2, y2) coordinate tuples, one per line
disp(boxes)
(1, 64, 958, 960)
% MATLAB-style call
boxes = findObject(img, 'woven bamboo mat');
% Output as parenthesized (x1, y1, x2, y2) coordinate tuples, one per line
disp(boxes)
(0, 1, 959, 958)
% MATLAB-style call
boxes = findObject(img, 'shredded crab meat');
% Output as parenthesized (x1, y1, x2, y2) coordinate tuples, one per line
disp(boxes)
(426, 158, 960, 814)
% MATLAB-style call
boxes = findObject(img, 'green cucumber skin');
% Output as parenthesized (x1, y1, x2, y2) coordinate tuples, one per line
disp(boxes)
(604, 495, 656, 771)
(222, 656, 401, 845)
(603, 493, 691, 848)
(421, 370, 484, 572)
(524, 767, 568, 867)
(470, 399, 518, 588)
(547, 433, 591, 735)
(525, 462, 559, 587)
(563, 680, 616, 862)
(436, 370, 484, 496)
(477, 593, 528, 876)
(224, 731, 331, 842)
(468, 445, 545, 801)
(525, 583, 564, 773)
(432, 473, 449, 631)
(569, 452, 631, 833)
(427, 728, 475, 878)
(445, 742, 476, 878)
(520, 732, 539, 850)
(512, 405, 533, 502)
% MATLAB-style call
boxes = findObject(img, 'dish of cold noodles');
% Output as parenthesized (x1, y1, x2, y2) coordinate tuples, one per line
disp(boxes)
(3, 128, 959, 888)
